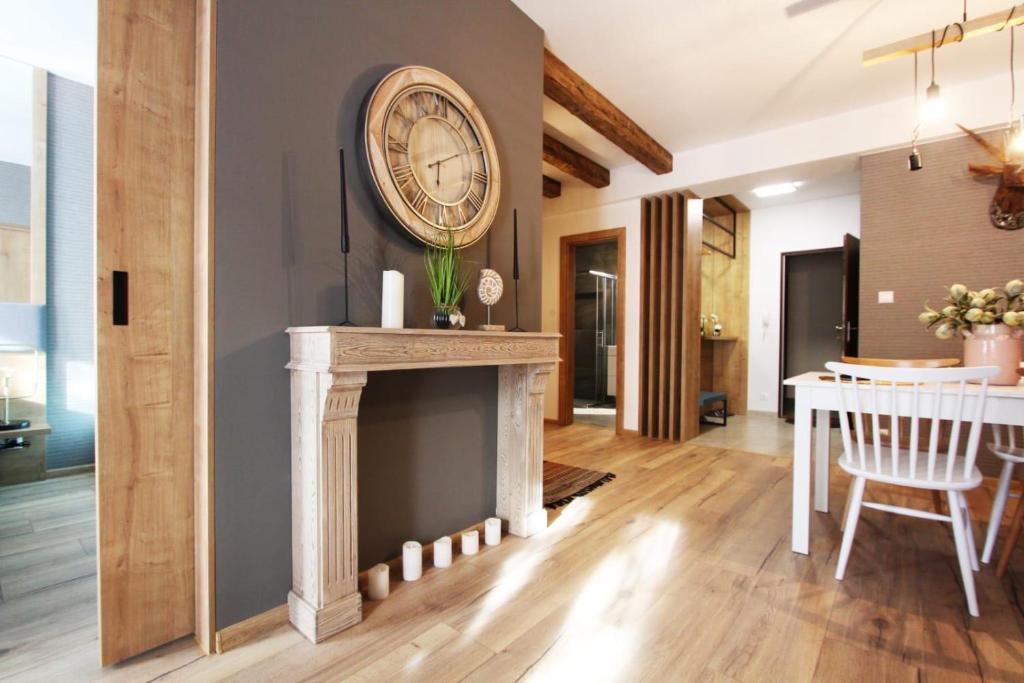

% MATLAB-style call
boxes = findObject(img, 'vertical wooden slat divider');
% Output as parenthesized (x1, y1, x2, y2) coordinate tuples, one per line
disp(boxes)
(667, 194, 681, 440)
(680, 194, 703, 440)
(647, 198, 661, 437)
(658, 195, 670, 439)
(639, 199, 650, 436)
(639, 192, 702, 442)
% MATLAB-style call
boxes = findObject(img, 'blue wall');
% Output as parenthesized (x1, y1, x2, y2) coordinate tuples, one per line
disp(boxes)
(0, 161, 30, 226)
(45, 74, 94, 471)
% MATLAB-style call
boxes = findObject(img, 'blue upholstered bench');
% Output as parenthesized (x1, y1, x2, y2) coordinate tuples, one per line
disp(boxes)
(698, 391, 728, 427)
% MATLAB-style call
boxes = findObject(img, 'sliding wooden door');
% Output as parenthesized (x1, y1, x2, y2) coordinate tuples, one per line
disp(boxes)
(639, 192, 702, 441)
(96, 0, 198, 665)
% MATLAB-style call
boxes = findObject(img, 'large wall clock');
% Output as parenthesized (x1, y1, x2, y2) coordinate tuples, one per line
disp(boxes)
(365, 66, 501, 248)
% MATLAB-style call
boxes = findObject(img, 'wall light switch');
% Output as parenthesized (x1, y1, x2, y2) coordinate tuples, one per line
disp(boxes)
(878, 291, 895, 304)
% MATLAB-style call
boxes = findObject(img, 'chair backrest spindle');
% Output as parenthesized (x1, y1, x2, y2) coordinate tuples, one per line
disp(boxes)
(825, 362, 998, 486)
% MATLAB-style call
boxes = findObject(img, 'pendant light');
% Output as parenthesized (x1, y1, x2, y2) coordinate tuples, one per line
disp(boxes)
(909, 52, 923, 171)
(922, 30, 946, 122)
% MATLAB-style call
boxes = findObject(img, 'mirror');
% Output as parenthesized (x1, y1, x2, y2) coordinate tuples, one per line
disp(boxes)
(0, 56, 45, 304)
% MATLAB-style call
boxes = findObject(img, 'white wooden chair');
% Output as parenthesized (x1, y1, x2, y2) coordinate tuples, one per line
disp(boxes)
(825, 361, 999, 618)
(981, 424, 1024, 565)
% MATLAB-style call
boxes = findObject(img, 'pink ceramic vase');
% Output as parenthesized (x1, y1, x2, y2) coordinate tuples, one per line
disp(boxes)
(963, 323, 1023, 385)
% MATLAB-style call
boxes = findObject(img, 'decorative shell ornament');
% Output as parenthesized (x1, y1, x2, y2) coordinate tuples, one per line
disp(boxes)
(477, 269, 504, 306)
(477, 268, 505, 331)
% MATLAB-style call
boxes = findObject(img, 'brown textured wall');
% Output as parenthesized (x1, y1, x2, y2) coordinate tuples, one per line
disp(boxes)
(213, 0, 543, 628)
(860, 132, 1023, 360)
(861, 132, 1024, 475)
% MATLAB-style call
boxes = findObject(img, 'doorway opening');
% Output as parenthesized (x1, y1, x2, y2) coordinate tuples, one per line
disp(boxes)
(778, 234, 859, 420)
(0, 54, 98, 674)
(559, 229, 625, 433)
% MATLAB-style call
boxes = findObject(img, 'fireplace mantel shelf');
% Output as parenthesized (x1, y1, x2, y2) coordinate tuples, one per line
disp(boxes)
(286, 326, 561, 373)
(285, 325, 559, 644)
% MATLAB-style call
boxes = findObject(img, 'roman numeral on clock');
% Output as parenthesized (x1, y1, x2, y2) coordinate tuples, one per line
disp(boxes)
(411, 189, 430, 214)
(472, 171, 488, 185)
(392, 163, 414, 187)
(467, 190, 483, 211)
(387, 139, 408, 154)
(433, 93, 447, 117)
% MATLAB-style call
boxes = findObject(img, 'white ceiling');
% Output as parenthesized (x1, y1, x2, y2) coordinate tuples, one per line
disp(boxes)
(690, 154, 861, 210)
(0, 0, 96, 85)
(517, 0, 1024, 170)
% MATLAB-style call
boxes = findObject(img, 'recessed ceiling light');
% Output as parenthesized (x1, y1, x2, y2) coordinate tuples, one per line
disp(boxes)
(752, 182, 803, 198)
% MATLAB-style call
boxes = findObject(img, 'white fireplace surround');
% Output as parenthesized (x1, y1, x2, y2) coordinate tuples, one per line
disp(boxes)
(285, 326, 560, 643)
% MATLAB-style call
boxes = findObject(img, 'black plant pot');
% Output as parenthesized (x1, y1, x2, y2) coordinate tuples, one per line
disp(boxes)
(432, 308, 451, 329)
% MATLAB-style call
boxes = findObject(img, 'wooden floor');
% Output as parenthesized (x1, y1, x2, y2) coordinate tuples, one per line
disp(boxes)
(0, 473, 98, 679)
(4, 424, 1024, 681)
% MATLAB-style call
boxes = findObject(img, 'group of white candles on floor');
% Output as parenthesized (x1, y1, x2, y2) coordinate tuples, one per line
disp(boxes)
(366, 517, 503, 601)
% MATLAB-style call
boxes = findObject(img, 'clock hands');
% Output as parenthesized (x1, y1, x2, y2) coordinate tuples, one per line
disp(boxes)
(427, 153, 460, 187)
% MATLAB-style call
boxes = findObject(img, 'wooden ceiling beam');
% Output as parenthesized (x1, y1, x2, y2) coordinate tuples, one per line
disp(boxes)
(543, 133, 610, 188)
(544, 48, 673, 175)
(864, 4, 1024, 66)
(543, 175, 562, 198)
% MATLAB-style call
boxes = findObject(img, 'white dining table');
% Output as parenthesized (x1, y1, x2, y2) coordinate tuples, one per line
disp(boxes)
(783, 371, 1024, 555)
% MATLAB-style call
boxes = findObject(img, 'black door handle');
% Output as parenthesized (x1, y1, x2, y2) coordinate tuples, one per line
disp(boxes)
(113, 271, 128, 325)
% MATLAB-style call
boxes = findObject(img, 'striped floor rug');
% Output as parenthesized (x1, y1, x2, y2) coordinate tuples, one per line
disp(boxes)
(543, 461, 616, 509)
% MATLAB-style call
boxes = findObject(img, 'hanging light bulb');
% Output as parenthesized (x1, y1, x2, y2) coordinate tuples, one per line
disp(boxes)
(1009, 116, 1024, 155)
(908, 53, 923, 171)
(922, 31, 945, 122)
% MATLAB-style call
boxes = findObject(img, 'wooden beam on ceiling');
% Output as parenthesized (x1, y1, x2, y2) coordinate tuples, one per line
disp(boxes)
(543, 175, 562, 198)
(544, 48, 673, 175)
(543, 133, 610, 188)
(863, 4, 1024, 66)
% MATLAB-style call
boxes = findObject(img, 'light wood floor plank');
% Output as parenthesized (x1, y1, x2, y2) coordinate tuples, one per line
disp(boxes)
(2, 423, 1023, 682)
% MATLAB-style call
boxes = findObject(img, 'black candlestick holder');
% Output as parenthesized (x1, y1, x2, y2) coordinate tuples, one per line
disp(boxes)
(510, 279, 524, 332)
(338, 252, 355, 326)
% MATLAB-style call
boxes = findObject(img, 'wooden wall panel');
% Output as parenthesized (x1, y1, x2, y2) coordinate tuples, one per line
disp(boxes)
(97, 0, 197, 665)
(0, 224, 31, 302)
(700, 198, 750, 416)
(639, 192, 703, 441)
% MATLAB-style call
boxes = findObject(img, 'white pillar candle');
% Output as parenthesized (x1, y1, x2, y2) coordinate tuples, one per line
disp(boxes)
(484, 518, 502, 546)
(402, 541, 422, 581)
(461, 530, 479, 556)
(433, 536, 452, 568)
(367, 563, 389, 600)
(381, 270, 404, 329)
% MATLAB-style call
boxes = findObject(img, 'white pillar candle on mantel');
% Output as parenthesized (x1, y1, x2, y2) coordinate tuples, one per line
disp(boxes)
(461, 530, 479, 556)
(367, 563, 389, 600)
(402, 541, 422, 581)
(433, 536, 452, 568)
(484, 518, 502, 546)
(381, 270, 404, 329)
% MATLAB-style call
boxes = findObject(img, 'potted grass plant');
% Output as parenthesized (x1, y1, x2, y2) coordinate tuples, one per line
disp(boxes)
(424, 229, 470, 329)
(919, 279, 1023, 384)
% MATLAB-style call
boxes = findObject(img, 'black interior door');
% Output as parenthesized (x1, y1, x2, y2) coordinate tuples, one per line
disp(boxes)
(779, 248, 844, 418)
(841, 233, 860, 358)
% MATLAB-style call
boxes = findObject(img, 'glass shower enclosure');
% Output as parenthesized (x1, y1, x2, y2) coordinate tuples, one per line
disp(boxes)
(573, 242, 618, 410)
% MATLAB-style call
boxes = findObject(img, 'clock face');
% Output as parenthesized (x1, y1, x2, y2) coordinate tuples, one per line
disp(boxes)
(365, 67, 501, 248)
(385, 87, 490, 230)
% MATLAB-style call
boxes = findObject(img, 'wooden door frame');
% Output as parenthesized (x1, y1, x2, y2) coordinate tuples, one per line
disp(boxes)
(558, 228, 626, 434)
(777, 246, 843, 418)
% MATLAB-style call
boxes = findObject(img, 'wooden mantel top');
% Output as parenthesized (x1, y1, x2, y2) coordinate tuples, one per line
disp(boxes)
(286, 326, 560, 373)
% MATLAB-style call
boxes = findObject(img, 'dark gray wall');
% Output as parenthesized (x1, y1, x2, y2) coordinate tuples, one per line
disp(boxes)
(0, 161, 30, 226)
(214, 0, 543, 627)
(45, 75, 95, 471)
